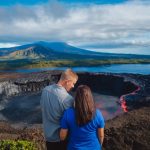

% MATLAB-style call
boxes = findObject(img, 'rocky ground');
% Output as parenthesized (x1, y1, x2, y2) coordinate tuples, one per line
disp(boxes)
(0, 106, 149, 150)
(0, 121, 45, 149)
(103, 106, 150, 150)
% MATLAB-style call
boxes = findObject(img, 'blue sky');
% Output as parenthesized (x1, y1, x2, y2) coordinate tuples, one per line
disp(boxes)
(0, 0, 126, 6)
(0, 0, 47, 6)
(0, 0, 150, 55)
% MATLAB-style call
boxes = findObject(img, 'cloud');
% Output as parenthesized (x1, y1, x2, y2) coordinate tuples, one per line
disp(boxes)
(0, 0, 150, 54)
(0, 43, 19, 48)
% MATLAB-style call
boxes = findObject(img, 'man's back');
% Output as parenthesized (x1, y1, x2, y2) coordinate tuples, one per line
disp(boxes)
(41, 84, 73, 142)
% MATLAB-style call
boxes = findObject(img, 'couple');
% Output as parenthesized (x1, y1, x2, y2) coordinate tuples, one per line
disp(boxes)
(41, 69, 105, 150)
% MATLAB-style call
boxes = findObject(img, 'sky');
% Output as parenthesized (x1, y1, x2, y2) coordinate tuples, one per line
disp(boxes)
(0, 0, 150, 55)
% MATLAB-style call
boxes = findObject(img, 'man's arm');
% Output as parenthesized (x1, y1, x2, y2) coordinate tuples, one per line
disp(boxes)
(60, 129, 68, 141)
(98, 128, 104, 145)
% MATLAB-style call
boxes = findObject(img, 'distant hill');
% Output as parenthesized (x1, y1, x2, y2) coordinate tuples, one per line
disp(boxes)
(0, 41, 150, 60)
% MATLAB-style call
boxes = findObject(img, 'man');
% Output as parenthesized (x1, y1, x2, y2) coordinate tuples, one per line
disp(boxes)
(40, 69, 78, 150)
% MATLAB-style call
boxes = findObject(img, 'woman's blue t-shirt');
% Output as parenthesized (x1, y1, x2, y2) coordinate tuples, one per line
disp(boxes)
(61, 108, 105, 150)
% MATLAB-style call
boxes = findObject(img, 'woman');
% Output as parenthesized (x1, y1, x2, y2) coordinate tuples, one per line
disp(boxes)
(60, 85, 105, 150)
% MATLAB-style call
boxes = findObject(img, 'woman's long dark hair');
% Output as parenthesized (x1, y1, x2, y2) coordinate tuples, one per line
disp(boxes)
(75, 85, 95, 126)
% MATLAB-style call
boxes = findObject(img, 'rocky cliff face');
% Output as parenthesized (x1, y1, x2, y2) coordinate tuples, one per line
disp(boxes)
(0, 72, 137, 96)
(120, 74, 150, 110)
(0, 71, 60, 99)
(0, 81, 20, 100)
(0, 71, 149, 111)
(75, 73, 138, 96)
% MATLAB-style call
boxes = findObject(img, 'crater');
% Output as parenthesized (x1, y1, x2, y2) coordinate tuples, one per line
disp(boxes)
(0, 71, 139, 124)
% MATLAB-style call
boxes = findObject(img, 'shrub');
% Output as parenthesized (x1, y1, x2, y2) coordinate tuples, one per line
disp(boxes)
(0, 140, 37, 150)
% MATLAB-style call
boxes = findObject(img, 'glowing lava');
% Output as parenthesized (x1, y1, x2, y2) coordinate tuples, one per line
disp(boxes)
(120, 84, 140, 112)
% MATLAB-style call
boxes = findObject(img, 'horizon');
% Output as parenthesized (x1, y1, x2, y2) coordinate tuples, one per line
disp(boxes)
(0, 0, 150, 55)
(0, 41, 150, 56)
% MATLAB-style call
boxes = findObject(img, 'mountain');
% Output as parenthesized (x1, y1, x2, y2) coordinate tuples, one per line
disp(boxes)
(37, 41, 90, 54)
(0, 41, 150, 60)
(0, 45, 57, 59)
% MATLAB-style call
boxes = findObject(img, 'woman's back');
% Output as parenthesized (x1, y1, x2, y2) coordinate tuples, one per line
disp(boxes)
(61, 108, 105, 150)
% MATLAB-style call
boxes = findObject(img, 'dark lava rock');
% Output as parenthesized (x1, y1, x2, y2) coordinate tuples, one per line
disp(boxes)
(103, 107, 150, 150)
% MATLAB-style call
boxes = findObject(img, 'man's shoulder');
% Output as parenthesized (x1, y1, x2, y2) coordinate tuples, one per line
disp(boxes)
(43, 84, 55, 91)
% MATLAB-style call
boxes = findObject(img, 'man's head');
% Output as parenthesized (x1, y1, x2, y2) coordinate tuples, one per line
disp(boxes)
(58, 69, 78, 91)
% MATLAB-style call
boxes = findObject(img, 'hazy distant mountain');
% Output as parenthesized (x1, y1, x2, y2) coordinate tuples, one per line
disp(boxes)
(0, 41, 150, 60)
(0, 45, 59, 59)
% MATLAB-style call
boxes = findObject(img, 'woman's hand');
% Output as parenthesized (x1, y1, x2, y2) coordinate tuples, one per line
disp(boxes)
(60, 129, 68, 141)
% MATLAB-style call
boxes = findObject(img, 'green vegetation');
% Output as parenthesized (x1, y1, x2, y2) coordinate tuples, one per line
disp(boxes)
(0, 59, 34, 70)
(15, 58, 150, 68)
(0, 140, 37, 150)
(0, 58, 150, 70)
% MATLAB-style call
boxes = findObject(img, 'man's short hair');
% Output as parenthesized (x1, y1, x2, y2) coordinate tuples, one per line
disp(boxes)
(60, 69, 78, 81)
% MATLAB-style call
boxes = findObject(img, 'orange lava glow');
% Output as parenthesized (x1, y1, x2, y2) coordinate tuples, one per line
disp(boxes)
(120, 84, 140, 112)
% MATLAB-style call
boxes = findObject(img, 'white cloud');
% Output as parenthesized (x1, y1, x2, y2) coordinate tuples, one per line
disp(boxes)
(0, 0, 150, 54)
(0, 43, 19, 48)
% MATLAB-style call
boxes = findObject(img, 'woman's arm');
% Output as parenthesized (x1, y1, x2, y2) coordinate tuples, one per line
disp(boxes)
(98, 128, 104, 145)
(60, 129, 68, 141)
